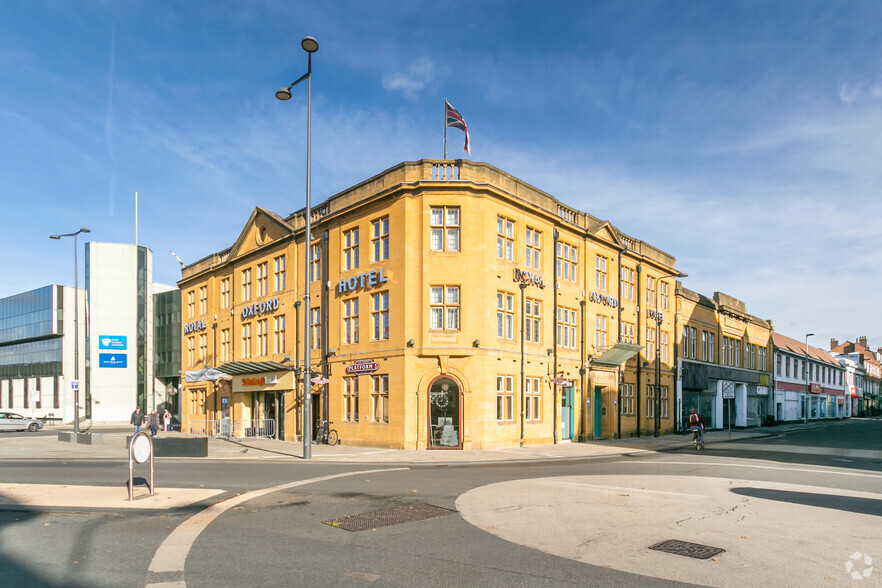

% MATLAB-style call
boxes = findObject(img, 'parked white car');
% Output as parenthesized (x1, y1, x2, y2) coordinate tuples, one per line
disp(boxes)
(0, 412, 43, 432)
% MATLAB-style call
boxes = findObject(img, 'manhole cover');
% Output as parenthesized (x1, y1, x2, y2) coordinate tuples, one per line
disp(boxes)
(324, 503, 455, 532)
(649, 539, 725, 560)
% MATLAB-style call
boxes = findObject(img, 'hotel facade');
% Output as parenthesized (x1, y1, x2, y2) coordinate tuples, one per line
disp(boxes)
(178, 160, 680, 449)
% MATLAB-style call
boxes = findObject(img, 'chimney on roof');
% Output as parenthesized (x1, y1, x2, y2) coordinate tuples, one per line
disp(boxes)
(857, 336, 868, 348)
(830, 338, 839, 349)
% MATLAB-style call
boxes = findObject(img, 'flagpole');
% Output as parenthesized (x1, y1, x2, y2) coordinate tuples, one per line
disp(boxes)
(443, 98, 447, 160)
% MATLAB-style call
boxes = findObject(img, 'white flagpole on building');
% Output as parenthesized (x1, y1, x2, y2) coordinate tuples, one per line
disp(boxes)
(135, 190, 138, 246)
(443, 99, 448, 160)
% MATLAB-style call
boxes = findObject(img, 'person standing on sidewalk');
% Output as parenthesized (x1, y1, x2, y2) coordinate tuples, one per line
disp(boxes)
(147, 410, 159, 437)
(131, 408, 143, 434)
(162, 409, 172, 432)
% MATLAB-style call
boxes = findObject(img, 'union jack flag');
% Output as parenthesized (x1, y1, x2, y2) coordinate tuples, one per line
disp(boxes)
(445, 100, 470, 155)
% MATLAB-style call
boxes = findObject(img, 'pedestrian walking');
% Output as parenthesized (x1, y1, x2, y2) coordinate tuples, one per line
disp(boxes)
(148, 410, 159, 437)
(163, 409, 172, 432)
(130, 407, 142, 434)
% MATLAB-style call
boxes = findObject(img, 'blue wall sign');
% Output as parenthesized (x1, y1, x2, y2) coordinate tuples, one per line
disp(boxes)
(99, 353, 128, 368)
(99, 335, 127, 350)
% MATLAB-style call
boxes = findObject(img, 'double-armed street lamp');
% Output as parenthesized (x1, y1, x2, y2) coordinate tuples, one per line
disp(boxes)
(276, 36, 318, 460)
(50, 227, 90, 434)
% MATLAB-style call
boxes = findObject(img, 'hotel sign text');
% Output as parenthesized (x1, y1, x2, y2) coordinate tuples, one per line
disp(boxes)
(183, 320, 207, 334)
(337, 268, 388, 295)
(513, 268, 545, 289)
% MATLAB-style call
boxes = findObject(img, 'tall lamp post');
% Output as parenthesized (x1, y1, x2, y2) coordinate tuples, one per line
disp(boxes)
(276, 35, 318, 460)
(653, 272, 686, 437)
(50, 227, 90, 434)
(804, 333, 814, 424)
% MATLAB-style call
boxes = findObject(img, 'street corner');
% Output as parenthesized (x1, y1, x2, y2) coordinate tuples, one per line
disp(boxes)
(455, 474, 882, 587)
(0, 482, 225, 511)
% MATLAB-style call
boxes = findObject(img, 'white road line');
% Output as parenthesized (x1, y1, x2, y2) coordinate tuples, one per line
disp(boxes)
(147, 468, 407, 576)
(614, 460, 882, 479)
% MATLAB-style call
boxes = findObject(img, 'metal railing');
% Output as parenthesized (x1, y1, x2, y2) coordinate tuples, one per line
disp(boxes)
(188, 418, 276, 440)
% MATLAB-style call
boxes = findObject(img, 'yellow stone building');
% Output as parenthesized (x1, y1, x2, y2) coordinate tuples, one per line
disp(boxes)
(675, 286, 773, 430)
(178, 160, 680, 449)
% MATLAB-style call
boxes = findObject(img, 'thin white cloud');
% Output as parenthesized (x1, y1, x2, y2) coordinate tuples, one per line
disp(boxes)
(382, 57, 435, 99)
(839, 82, 863, 103)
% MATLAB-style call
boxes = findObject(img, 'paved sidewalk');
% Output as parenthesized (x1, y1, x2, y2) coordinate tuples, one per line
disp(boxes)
(0, 420, 855, 464)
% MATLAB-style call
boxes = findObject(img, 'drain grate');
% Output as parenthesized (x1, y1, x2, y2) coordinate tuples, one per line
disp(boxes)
(649, 539, 725, 560)
(324, 503, 455, 532)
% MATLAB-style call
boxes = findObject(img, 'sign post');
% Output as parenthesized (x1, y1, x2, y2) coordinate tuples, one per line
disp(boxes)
(722, 385, 735, 435)
(128, 431, 154, 501)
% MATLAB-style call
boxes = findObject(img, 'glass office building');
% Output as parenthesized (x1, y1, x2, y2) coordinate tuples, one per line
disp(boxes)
(0, 285, 78, 419)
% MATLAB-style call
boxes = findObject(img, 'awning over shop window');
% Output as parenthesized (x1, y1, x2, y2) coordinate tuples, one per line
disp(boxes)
(590, 343, 644, 368)
(218, 361, 292, 375)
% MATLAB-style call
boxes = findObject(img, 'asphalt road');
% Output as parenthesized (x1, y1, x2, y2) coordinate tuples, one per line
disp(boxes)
(1, 420, 880, 587)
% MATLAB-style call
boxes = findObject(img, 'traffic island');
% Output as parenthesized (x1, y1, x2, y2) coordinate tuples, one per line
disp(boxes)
(126, 436, 208, 457)
(57, 432, 104, 444)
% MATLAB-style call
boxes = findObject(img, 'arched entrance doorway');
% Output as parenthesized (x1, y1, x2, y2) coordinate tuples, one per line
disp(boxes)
(427, 376, 462, 449)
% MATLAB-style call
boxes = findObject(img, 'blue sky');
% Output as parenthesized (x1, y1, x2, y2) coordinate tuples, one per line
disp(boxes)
(2, 1, 881, 351)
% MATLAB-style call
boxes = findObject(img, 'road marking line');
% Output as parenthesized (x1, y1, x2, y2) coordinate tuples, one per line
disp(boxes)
(544, 479, 706, 498)
(148, 468, 407, 575)
(614, 460, 882, 479)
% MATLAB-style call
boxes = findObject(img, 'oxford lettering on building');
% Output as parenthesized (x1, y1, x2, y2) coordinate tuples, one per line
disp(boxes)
(240, 297, 280, 319)
(589, 291, 618, 308)
(176, 160, 681, 450)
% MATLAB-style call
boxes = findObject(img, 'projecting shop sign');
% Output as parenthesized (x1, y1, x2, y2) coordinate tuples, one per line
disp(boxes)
(346, 360, 379, 375)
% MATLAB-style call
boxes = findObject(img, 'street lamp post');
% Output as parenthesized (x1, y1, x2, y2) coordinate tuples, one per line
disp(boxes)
(804, 333, 814, 424)
(50, 227, 90, 434)
(277, 35, 318, 460)
(653, 272, 686, 437)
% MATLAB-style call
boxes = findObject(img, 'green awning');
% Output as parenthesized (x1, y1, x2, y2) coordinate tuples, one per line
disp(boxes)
(591, 343, 644, 368)
(218, 361, 292, 375)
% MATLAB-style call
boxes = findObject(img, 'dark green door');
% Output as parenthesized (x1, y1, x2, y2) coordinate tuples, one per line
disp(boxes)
(594, 387, 603, 439)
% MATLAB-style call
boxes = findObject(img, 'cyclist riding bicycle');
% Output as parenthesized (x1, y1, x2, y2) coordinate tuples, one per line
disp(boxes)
(688, 408, 705, 448)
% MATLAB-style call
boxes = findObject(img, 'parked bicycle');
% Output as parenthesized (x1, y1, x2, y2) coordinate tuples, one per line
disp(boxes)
(313, 419, 339, 446)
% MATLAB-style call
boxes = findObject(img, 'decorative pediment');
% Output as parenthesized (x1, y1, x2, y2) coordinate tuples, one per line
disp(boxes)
(591, 221, 623, 248)
(228, 207, 295, 260)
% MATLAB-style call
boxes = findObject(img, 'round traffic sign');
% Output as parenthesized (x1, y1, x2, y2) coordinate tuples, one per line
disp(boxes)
(131, 432, 152, 464)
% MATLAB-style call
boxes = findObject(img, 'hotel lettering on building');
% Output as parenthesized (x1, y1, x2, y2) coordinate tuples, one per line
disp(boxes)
(178, 160, 681, 449)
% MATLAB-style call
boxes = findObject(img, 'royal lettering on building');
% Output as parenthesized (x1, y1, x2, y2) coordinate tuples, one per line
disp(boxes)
(648, 309, 664, 322)
(337, 268, 388, 295)
(513, 268, 544, 289)
(183, 319, 207, 334)
(346, 359, 380, 375)
(588, 291, 618, 308)
(241, 297, 280, 319)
